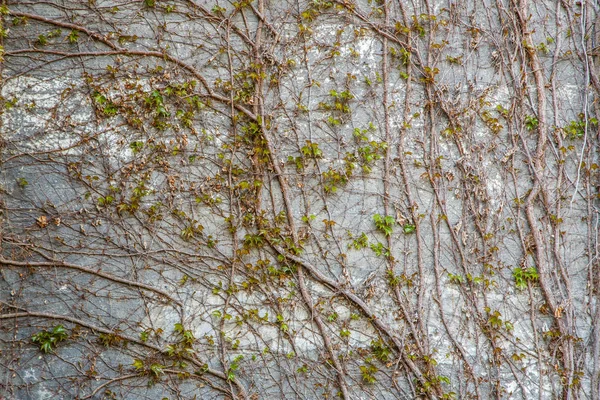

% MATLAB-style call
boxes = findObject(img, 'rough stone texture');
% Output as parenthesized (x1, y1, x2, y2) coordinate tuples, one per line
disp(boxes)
(1, 0, 599, 399)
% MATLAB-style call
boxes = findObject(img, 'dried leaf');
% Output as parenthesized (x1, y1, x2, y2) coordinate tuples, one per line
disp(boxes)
(36, 215, 49, 228)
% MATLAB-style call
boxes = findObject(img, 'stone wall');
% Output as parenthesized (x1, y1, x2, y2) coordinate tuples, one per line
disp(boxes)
(1, 1, 599, 399)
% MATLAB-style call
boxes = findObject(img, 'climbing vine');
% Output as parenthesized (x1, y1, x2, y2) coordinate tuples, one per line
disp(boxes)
(1, 0, 599, 399)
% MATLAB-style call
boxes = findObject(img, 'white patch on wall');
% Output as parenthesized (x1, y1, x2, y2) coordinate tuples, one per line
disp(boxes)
(354, 37, 377, 62)
(22, 367, 38, 383)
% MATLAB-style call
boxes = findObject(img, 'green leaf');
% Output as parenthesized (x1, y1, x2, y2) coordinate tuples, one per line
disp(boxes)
(373, 214, 395, 236)
(67, 30, 79, 43)
(150, 363, 164, 377)
(40, 342, 52, 353)
(403, 224, 416, 234)
(132, 359, 145, 370)
(52, 325, 67, 336)
(165, 344, 176, 356)
(31, 325, 69, 353)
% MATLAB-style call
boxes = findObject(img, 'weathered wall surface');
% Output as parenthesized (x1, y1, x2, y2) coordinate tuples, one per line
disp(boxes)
(1, 0, 599, 399)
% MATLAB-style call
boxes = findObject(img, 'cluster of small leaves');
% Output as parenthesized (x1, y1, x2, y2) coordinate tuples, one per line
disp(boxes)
(300, 140, 323, 159)
(98, 331, 126, 347)
(227, 355, 244, 381)
(133, 359, 165, 378)
(360, 361, 378, 384)
(370, 339, 391, 362)
(484, 307, 514, 332)
(513, 267, 539, 290)
(348, 232, 369, 250)
(318, 89, 355, 125)
(164, 322, 196, 357)
(373, 214, 395, 236)
(525, 115, 539, 131)
(244, 232, 265, 248)
(92, 91, 118, 117)
(563, 113, 598, 140)
(181, 221, 204, 241)
(480, 109, 503, 134)
(276, 314, 289, 333)
(370, 242, 390, 257)
(328, 89, 354, 114)
(448, 273, 464, 284)
(31, 325, 69, 353)
(322, 167, 351, 194)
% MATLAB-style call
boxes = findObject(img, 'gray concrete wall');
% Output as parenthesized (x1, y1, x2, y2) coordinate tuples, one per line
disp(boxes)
(1, 1, 599, 399)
